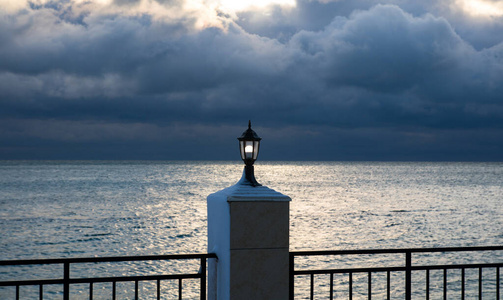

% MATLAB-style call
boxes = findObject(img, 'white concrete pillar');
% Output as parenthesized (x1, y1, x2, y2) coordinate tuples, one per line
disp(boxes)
(207, 169, 291, 300)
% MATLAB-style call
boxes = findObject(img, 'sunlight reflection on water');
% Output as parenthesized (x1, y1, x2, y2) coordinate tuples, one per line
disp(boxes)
(1, 161, 502, 298)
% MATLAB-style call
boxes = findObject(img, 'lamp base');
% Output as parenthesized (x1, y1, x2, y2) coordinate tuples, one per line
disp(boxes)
(239, 165, 261, 187)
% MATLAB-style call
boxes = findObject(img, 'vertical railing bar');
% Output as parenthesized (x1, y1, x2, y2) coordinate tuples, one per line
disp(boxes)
(289, 254, 294, 300)
(349, 272, 353, 300)
(426, 269, 430, 300)
(89, 282, 93, 300)
(157, 279, 161, 300)
(329, 272, 334, 300)
(112, 281, 116, 300)
(63, 262, 70, 300)
(479, 267, 482, 299)
(135, 280, 139, 300)
(387, 271, 390, 300)
(368, 272, 372, 300)
(178, 278, 182, 300)
(310, 273, 314, 300)
(16, 285, 19, 300)
(497, 267, 500, 300)
(200, 257, 206, 300)
(443, 268, 447, 300)
(39, 284, 43, 300)
(461, 268, 465, 300)
(405, 251, 411, 300)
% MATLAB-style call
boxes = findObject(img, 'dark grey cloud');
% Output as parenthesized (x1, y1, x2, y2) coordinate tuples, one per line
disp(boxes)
(0, 1, 502, 160)
(236, 0, 503, 49)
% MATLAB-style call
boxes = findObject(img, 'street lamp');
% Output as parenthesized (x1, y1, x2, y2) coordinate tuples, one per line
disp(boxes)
(238, 120, 262, 186)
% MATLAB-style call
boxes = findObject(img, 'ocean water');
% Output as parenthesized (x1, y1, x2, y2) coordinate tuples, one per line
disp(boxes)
(1, 161, 502, 298)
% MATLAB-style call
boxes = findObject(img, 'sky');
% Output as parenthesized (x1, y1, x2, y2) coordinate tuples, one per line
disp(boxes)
(1, 0, 502, 161)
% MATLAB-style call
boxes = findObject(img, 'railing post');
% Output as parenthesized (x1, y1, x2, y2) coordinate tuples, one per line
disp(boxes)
(405, 251, 411, 300)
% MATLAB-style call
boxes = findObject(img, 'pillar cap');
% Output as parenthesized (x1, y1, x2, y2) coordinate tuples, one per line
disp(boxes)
(208, 170, 291, 202)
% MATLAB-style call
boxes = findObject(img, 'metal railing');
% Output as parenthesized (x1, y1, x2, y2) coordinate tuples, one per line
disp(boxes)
(0, 253, 217, 300)
(4, 246, 503, 299)
(290, 246, 503, 299)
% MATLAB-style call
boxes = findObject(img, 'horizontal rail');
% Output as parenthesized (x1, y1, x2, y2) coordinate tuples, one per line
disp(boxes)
(0, 253, 217, 266)
(293, 262, 503, 276)
(0, 273, 202, 287)
(291, 245, 503, 257)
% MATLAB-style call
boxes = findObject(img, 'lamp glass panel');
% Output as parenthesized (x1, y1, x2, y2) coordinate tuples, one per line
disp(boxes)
(240, 141, 245, 160)
(253, 141, 260, 160)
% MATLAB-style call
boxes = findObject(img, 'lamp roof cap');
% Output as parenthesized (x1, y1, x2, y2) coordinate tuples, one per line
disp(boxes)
(237, 120, 261, 141)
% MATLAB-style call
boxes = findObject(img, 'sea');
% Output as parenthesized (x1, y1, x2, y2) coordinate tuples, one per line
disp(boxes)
(1, 161, 502, 298)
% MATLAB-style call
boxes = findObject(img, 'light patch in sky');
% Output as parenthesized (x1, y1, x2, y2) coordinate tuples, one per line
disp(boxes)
(217, 0, 295, 13)
(457, 0, 503, 17)
(73, 0, 112, 4)
(0, 0, 29, 12)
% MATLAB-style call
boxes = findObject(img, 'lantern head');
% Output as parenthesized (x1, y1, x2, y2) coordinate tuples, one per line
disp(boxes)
(238, 120, 261, 166)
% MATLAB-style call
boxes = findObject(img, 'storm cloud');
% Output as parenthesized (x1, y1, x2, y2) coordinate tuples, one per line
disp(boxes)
(0, 0, 502, 160)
